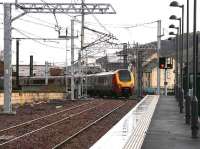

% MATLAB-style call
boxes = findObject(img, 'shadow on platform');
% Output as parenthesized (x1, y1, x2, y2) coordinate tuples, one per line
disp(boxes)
(142, 96, 200, 149)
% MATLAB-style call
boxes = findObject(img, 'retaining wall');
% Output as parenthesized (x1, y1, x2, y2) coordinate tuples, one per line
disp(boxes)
(0, 92, 65, 105)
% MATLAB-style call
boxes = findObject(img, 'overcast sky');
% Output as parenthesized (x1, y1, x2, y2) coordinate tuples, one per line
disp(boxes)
(0, 0, 199, 65)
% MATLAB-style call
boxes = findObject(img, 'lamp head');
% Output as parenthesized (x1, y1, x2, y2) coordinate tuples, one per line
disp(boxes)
(169, 15, 177, 20)
(170, 1, 179, 7)
(168, 37, 173, 40)
(169, 24, 175, 28)
(169, 32, 176, 35)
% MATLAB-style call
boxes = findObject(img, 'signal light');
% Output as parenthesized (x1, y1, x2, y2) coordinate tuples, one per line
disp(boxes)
(160, 64, 165, 69)
(159, 57, 166, 69)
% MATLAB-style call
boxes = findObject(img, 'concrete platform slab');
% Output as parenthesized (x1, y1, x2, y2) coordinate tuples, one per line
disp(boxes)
(142, 96, 200, 149)
(90, 95, 159, 149)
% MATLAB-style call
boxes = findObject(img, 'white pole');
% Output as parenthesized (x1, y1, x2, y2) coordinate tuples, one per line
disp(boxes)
(65, 34, 68, 98)
(80, 0, 85, 98)
(85, 50, 88, 98)
(157, 20, 161, 95)
(3, 3, 12, 113)
(71, 19, 75, 100)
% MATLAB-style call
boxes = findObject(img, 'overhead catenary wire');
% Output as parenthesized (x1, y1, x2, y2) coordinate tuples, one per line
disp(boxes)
(17, 18, 56, 29)
(70, 0, 119, 48)
(81, 0, 117, 41)
(40, 0, 61, 32)
(25, 13, 59, 27)
(0, 13, 160, 30)
(70, 13, 158, 35)
(14, 9, 72, 32)
(12, 27, 60, 43)
(14, 8, 109, 53)
(95, 20, 158, 29)
(13, 28, 65, 50)
(72, 18, 156, 30)
(0, 1, 116, 66)
(15, 11, 98, 52)
(1, 1, 155, 62)
(75, 19, 160, 44)
(77, 0, 115, 35)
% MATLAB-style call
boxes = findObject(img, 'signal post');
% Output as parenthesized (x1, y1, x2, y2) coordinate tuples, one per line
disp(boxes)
(159, 57, 173, 96)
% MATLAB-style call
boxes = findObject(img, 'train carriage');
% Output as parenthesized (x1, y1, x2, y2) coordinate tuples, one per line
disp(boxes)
(87, 69, 134, 97)
(8, 69, 134, 98)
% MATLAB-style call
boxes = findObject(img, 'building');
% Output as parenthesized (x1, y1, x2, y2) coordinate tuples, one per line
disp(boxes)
(68, 56, 102, 74)
(96, 55, 124, 71)
(143, 59, 175, 94)
(12, 65, 47, 76)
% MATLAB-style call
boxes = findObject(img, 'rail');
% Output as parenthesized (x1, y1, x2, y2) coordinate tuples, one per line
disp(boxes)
(0, 101, 103, 146)
(52, 101, 128, 149)
(0, 101, 95, 133)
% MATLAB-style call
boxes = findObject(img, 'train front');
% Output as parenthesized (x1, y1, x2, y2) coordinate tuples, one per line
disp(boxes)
(113, 69, 134, 97)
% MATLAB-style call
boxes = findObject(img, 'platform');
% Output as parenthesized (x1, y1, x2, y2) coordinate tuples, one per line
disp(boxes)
(90, 95, 200, 149)
(90, 95, 159, 149)
(142, 96, 200, 149)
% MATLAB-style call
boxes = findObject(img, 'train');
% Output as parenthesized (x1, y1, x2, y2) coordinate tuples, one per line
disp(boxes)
(87, 69, 134, 97)
(2, 69, 134, 97)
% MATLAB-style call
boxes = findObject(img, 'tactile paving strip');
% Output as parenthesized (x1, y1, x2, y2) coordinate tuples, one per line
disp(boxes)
(90, 95, 159, 149)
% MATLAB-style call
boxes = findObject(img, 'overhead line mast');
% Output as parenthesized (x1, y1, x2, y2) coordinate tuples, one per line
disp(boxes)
(1, 2, 116, 113)
(80, 0, 85, 98)
(14, 3, 116, 14)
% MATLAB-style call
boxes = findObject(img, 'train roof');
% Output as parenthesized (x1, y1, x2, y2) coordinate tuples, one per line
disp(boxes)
(90, 71, 115, 77)
(87, 69, 130, 77)
(0, 69, 131, 80)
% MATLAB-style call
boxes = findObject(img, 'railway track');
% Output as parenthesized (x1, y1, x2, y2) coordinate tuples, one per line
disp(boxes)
(52, 101, 128, 149)
(0, 101, 95, 133)
(0, 100, 133, 149)
(0, 100, 88, 131)
(0, 100, 102, 146)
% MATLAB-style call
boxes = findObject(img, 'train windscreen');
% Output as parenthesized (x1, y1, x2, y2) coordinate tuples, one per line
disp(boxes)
(118, 70, 131, 81)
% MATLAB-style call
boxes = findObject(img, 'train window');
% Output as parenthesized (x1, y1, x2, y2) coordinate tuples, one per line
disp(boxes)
(98, 77, 103, 84)
(103, 77, 107, 85)
(118, 70, 131, 81)
(33, 79, 45, 84)
(49, 79, 54, 84)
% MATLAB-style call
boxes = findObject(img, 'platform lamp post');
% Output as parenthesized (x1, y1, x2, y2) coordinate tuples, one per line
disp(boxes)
(170, 1, 185, 113)
(170, 3, 184, 102)
(184, 0, 191, 125)
(191, 0, 198, 138)
(169, 25, 179, 100)
(169, 15, 184, 113)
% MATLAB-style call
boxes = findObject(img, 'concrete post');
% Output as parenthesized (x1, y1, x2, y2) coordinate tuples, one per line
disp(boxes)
(65, 30, 68, 98)
(71, 19, 75, 100)
(45, 61, 48, 85)
(157, 20, 161, 95)
(3, 3, 13, 113)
